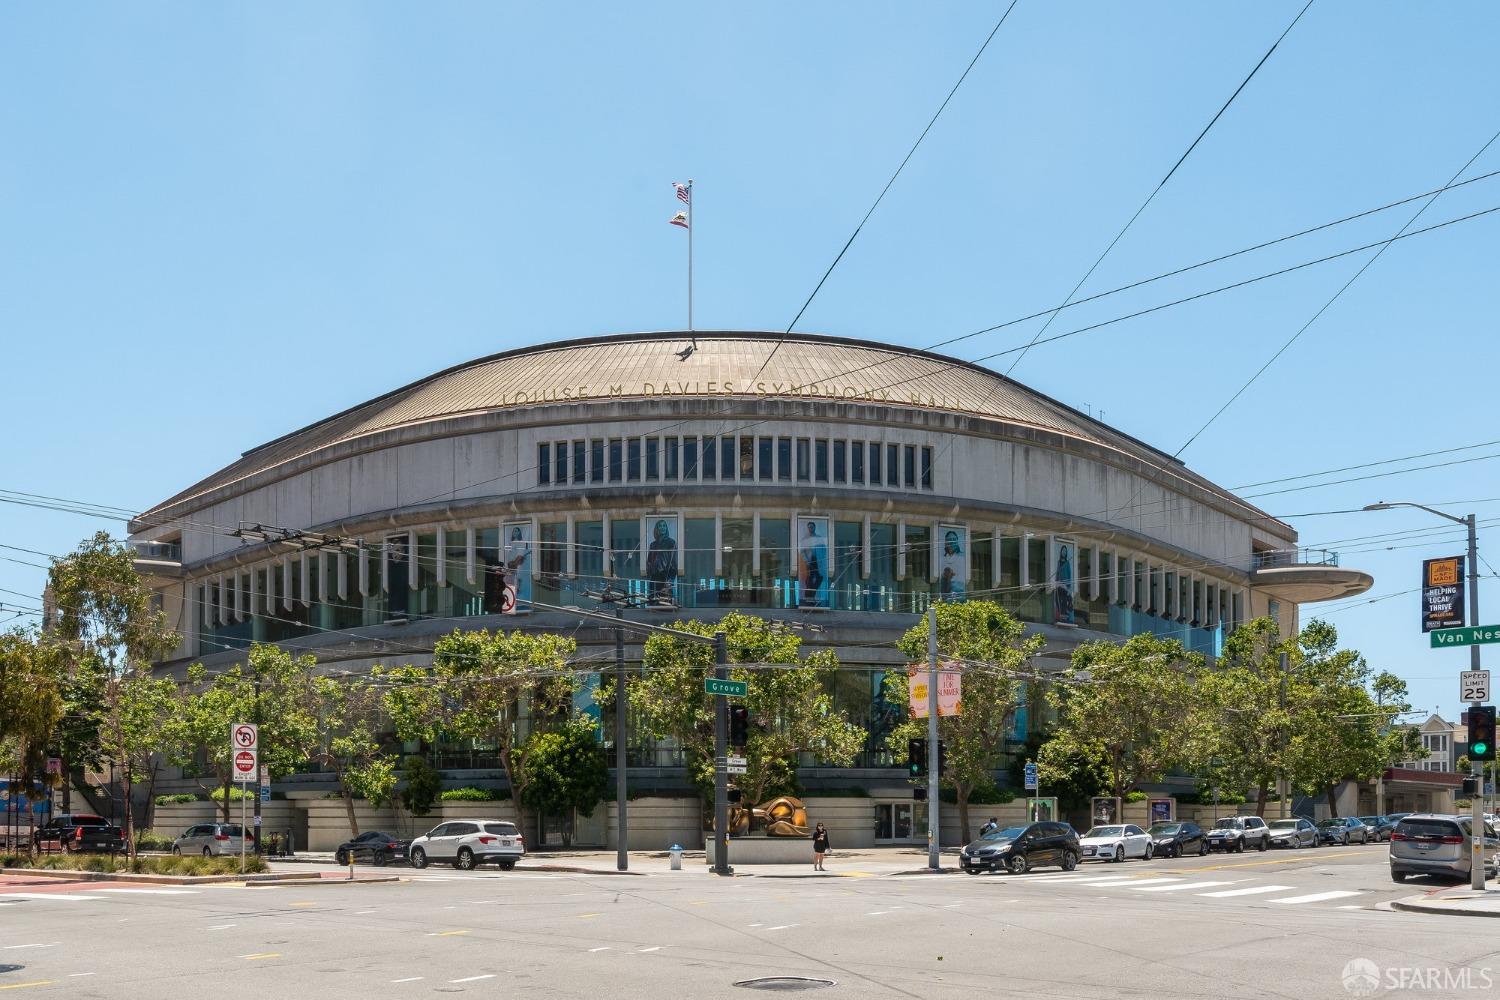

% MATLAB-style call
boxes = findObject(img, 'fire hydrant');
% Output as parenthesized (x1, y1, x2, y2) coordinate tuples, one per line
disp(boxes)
(669, 844, 683, 871)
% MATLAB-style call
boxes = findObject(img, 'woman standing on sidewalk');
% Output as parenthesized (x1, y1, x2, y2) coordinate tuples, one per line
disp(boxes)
(812, 822, 830, 871)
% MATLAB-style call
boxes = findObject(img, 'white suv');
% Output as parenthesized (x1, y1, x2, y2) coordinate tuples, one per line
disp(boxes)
(409, 820, 525, 871)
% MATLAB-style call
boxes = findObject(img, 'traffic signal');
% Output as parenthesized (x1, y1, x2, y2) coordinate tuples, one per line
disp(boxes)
(907, 738, 927, 778)
(727, 788, 743, 803)
(913, 786, 928, 801)
(1468, 705, 1497, 762)
(729, 706, 749, 749)
(1462, 776, 1480, 796)
(938, 741, 948, 777)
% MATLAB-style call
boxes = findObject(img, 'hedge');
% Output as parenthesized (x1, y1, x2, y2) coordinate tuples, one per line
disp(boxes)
(0, 853, 268, 876)
(440, 787, 511, 802)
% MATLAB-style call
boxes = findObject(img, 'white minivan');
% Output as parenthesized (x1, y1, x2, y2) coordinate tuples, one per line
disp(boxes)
(409, 820, 524, 871)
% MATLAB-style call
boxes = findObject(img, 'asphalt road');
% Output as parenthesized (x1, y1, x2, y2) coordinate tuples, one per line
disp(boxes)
(3, 842, 1498, 999)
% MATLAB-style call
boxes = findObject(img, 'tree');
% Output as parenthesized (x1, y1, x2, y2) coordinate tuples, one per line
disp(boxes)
(1008, 729, 1108, 810)
(175, 644, 321, 822)
(518, 717, 609, 844)
(1199, 617, 1295, 818)
(383, 629, 580, 833)
(46, 533, 178, 824)
(626, 612, 865, 813)
(0, 628, 66, 851)
(399, 755, 442, 818)
(883, 602, 1045, 843)
(304, 674, 396, 838)
(95, 670, 180, 859)
(1038, 633, 1206, 806)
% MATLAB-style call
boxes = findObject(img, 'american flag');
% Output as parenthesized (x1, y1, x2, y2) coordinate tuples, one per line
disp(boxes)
(674, 182, 691, 205)
(669, 211, 690, 230)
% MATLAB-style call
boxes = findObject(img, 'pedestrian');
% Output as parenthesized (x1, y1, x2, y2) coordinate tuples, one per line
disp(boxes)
(284, 827, 295, 858)
(812, 822, 830, 871)
(980, 817, 999, 836)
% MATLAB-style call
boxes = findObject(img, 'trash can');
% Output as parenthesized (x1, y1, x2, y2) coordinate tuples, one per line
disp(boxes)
(670, 844, 683, 871)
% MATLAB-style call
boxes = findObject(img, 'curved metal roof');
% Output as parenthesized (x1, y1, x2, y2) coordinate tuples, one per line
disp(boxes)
(139, 331, 1232, 519)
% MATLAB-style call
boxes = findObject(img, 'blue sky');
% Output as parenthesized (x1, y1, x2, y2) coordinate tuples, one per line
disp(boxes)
(2, 2, 1497, 722)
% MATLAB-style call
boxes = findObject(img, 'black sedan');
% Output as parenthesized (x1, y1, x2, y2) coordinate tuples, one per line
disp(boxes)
(1146, 822, 1209, 858)
(333, 831, 410, 866)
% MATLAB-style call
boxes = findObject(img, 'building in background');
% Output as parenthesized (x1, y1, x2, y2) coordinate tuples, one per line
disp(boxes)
(128, 332, 1374, 845)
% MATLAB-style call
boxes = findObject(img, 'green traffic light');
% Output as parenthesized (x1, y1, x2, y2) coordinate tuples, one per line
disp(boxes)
(1476, 742, 1490, 756)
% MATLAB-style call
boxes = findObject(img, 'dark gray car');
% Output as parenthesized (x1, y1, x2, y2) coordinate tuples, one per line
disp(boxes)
(959, 822, 1081, 875)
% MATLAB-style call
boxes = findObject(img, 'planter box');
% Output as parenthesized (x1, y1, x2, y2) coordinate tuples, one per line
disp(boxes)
(704, 836, 814, 866)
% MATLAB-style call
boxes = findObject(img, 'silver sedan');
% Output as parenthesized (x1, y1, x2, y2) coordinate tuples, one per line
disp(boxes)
(1267, 818, 1319, 849)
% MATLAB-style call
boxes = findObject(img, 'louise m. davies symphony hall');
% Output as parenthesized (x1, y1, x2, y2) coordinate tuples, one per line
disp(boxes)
(128, 332, 1371, 848)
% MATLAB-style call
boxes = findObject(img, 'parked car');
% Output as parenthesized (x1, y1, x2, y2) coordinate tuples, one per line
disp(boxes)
(31, 814, 125, 854)
(1267, 818, 1319, 849)
(334, 831, 410, 866)
(959, 822, 1081, 875)
(1079, 824, 1153, 863)
(1390, 814, 1500, 884)
(408, 820, 524, 871)
(1146, 822, 1208, 858)
(1358, 816, 1396, 842)
(172, 823, 250, 857)
(1316, 817, 1370, 846)
(1205, 816, 1270, 853)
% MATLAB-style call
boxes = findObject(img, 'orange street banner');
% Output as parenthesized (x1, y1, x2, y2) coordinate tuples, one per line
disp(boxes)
(909, 663, 962, 718)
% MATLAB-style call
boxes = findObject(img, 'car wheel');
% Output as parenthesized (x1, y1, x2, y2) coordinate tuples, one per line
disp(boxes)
(1341, 835, 1349, 846)
(1113, 845, 1125, 863)
(1390, 871, 1407, 883)
(499, 860, 516, 871)
(1006, 854, 1029, 875)
(202, 847, 213, 858)
(456, 847, 476, 871)
(1061, 851, 1079, 872)
(410, 847, 428, 870)
(335, 849, 348, 866)
(1143, 843, 1153, 861)
(171, 846, 181, 856)
(1199, 840, 1209, 857)
(1258, 835, 1268, 852)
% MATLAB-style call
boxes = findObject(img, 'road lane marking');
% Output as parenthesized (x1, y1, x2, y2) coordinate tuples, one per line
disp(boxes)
(355, 910, 376, 915)
(1079, 878, 1182, 888)
(0, 894, 99, 902)
(0, 982, 57, 991)
(1197, 885, 1295, 898)
(1338, 905, 1364, 910)
(2, 944, 59, 950)
(289, 901, 317, 908)
(240, 953, 280, 960)
(1132, 881, 1237, 892)
(90, 888, 198, 895)
(589, 947, 612, 952)
(747, 923, 763, 927)
(866, 911, 891, 916)
(449, 975, 496, 983)
(426, 930, 470, 937)
(1193, 851, 1362, 871)
(1270, 890, 1363, 905)
(577, 913, 601, 920)
(639, 946, 661, 953)
(766, 924, 797, 931)
(67, 973, 94, 978)
(208, 924, 236, 931)
(391, 977, 423, 983)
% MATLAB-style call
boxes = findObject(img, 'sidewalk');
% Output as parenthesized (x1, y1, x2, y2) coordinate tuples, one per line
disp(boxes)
(270, 846, 962, 878)
(1391, 884, 1500, 918)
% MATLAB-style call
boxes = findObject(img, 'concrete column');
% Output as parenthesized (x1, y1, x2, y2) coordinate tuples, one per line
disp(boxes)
(1108, 549, 1120, 603)
(714, 513, 724, 577)
(300, 556, 312, 607)
(313, 551, 325, 604)
(465, 526, 476, 586)
(564, 516, 576, 577)
(862, 515, 872, 579)
(930, 521, 940, 583)
(231, 572, 242, 622)
(382, 538, 391, 594)
(337, 550, 348, 601)
(1089, 545, 1102, 601)
(897, 521, 907, 581)
(436, 528, 448, 587)
(249, 565, 260, 617)
(601, 513, 613, 576)
(282, 558, 293, 610)
(992, 531, 1003, 590)
(265, 561, 276, 612)
(358, 545, 370, 597)
(1125, 557, 1136, 609)
(752, 512, 762, 574)
(1020, 534, 1033, 588)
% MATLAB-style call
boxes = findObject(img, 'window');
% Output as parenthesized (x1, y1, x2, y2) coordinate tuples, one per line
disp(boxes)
(538, 443, 551, 485)
(723, 437, 738, 480)
(796, 439, 811, 481)
(777, 437, 792, 481)
(627, 439, 641, 481)
(886, 444, 899, 486)
(851, 441, 865, 484)
(590, 440, 605, 483)
(646, 437, 659, 480)
(903, 445, 916, 487)
(869, 442, 882, 485)
(815, 440, 829, 482)
(572, 441, 586, 484)
(609, 439, 623, 482)
(921, 446, 933, 489)
(757, 437, 772, 481)
(833, 441, 846, 483)
(578, 520, 604, 586)
(554, 442, 567, 484)
(702, 436, 717, 478)
(611, 518, 641, 581)
(664, 437, 679, 480)
(683, 437, 698, 480)
(483, 823, 519, 836)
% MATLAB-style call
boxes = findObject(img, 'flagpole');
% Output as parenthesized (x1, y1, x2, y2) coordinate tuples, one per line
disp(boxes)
(687, 179, 694, 336)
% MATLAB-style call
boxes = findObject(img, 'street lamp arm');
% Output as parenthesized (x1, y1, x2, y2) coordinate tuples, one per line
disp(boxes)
(1362, 500, 1468, 527)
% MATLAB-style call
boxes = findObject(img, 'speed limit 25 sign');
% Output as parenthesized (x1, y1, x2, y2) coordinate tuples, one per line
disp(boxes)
(1461, 671, 1490, 703)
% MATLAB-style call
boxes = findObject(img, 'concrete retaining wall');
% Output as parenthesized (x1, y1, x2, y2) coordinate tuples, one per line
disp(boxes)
(604, 798, 701, 851)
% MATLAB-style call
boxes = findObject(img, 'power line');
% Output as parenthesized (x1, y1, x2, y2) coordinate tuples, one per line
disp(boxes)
(1001, 0, 1316, 377)
(1232, 437, 1500, 491)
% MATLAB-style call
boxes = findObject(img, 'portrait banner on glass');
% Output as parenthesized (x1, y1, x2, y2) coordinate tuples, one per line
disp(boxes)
(1050, 536, 1077, 625)
(641, 514, 682, 605)
(501, 521, 533, 613)
(796, 515, 831, 608)
(938, 523, 968, 600)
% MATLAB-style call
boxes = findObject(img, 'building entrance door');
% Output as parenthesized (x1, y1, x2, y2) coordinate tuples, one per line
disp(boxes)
(875, 802, 926, 843)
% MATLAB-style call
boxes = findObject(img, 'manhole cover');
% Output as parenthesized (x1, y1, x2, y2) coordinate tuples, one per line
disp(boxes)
(733, 978, 837, 991)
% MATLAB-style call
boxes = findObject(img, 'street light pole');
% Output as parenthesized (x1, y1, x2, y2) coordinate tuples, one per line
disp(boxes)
(713, 630, 731, 876)
(1363, 500, 1483, 889)
(614, 604, 628, 872)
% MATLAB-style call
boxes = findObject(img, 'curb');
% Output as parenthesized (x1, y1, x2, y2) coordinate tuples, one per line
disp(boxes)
(245, 875, 403, 887)
(1390, 894, 1500, 918)
(1, 867, 322, 886)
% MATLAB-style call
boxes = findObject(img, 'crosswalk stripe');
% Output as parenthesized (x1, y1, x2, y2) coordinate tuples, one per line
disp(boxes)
(1197, 885, 1295, 898)
(1075, 877, 1182, 888)
(0, 893, 103, 902)
(1130, 881, 1236, 892)
(90, 888, 199, 895)
(1270, 890, 1363, 905)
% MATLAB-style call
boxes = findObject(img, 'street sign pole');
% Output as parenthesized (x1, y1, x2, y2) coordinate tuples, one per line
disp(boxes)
(614, 605, 629, 873)
(1466, 514, 1486, 891)
(927, 607, 939, 871)
(712, 631, 731, 876)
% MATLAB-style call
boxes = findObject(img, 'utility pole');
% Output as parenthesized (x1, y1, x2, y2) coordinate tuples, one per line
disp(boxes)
(253, 668, 262, 853)
(1279, 651, 1289, 821)
(614, 604, 628, 872)
(927, 606, 940, 871)
(713, 630, 731, 876)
